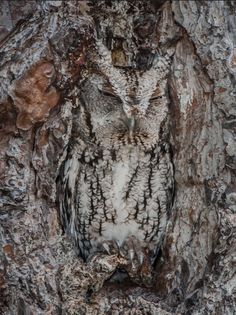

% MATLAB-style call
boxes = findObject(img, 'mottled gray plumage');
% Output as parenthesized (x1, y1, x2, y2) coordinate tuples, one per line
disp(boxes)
(57, 40, 174, 283)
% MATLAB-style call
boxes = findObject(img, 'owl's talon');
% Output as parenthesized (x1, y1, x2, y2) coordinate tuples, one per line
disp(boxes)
(119, 249, 126, 258)
(102, 242, 111, 255)
(115, 240, 121, 249)
(138, 253, 144, 265)
(128, 249, 135, 261)
(117, 236, 155, 285)
(131, 263, 136, 271)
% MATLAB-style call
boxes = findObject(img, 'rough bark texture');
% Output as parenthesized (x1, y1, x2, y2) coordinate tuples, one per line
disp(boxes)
(0, 1, 235, 314)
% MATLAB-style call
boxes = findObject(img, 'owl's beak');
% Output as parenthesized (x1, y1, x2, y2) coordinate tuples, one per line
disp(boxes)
(126, 106, 140, 136)
(127, 115, 135, 136)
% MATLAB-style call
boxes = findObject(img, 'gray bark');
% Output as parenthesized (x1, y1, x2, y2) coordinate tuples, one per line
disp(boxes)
(0, 1, 235, 314)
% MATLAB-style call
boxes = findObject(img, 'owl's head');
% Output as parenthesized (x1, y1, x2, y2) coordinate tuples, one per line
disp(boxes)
(79, 41, 171, 148)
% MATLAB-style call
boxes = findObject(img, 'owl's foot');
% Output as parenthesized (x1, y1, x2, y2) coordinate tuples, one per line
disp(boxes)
(100, 240, 120, 255)
(120, 235, 154, 287)
(87, 252, 127, 292)
(88, 237, 154, 289)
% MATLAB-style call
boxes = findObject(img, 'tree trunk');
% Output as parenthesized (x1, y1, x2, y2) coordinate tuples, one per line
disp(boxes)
(0, 1, 235, 314)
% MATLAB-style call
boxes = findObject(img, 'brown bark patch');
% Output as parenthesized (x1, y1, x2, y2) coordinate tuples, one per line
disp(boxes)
(3, 244, 15, 260)
(10, 61, 60, 130)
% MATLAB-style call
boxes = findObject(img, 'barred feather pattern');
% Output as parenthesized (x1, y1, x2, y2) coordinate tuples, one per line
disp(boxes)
(57, 43, 174, 280)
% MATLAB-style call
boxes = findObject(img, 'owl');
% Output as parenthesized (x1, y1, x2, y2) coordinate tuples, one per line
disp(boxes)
(57, 40, 174, 285)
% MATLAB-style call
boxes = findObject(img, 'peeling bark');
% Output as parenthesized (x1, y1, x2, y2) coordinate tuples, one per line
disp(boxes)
(0, 1, 235, 314)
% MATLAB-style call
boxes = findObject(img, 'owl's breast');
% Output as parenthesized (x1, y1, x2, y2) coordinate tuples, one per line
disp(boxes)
(79, 143, 172, 253)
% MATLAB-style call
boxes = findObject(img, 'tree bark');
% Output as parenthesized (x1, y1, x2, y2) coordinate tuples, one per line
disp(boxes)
(0, 1, 235, 314)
